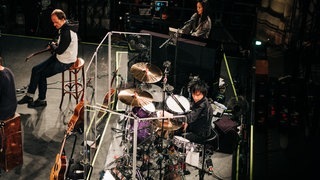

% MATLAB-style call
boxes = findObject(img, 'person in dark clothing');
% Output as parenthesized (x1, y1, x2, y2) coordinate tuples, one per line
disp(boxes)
(18, 9, 78, 108)
(180, 0, 212, 39)
(158, 80, 215, 174)
(0, 57, 17, 120)
(179, 80, 214, 142)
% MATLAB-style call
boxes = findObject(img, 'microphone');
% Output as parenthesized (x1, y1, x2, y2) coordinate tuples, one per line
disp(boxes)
(163, 60, 171, 68)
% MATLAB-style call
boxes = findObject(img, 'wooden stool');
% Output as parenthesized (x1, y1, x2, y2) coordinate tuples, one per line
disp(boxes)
(0, 113, 23, 172)
(60, 57, 85, 109)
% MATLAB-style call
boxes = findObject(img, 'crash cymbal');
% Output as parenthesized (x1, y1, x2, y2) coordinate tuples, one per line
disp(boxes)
(118, 88, 153, 107)
(130, 62, 163, 83)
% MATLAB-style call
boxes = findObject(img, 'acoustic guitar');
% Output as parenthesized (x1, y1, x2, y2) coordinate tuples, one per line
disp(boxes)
(50, 101, 84, 180)
(25, 46, 51, 62)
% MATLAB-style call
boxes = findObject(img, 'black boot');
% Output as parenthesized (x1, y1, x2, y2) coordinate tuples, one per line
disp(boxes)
(18, 95, 33, 104)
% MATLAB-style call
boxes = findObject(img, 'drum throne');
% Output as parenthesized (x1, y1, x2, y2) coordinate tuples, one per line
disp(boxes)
(195, 128, 220, 180)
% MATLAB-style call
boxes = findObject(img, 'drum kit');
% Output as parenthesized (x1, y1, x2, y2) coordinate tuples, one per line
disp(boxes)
(112, 61, 195, 179)
(117, 61, 191, 134)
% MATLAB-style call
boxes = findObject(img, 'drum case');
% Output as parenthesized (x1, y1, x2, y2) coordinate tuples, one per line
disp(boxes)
(0, 113, 23, 172)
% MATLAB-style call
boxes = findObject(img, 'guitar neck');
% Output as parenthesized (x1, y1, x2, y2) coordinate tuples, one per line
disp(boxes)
(59, 134, 68, 155)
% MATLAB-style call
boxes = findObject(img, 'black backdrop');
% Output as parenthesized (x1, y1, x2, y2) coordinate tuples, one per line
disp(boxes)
(149, 32, 221, 99)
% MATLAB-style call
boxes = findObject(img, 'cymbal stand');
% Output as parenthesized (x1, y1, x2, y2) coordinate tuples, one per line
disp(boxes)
(157, 60, 172, 179)
(140, 136, 154, 180)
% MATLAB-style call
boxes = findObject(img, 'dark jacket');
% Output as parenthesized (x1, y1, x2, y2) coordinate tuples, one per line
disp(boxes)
(0, 68, 17, 120)
(181, 13, 212, 39)
(185, 97, 213, 138)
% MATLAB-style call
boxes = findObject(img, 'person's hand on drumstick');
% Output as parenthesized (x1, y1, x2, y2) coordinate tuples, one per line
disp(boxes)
(182, 122, 188, 132)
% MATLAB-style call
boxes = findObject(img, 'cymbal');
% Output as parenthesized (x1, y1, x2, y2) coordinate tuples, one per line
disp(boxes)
(130, 62, 163, 83)
(140, 84, 163, 102)
(118, 88, 153, 107)
(156, 119, 182, 131)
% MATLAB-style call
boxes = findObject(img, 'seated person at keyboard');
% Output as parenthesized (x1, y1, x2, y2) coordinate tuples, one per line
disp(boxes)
(180, 0, 212, 39)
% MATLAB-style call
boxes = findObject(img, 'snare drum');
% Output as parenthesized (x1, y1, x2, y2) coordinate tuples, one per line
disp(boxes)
(165, 95, 190, 114)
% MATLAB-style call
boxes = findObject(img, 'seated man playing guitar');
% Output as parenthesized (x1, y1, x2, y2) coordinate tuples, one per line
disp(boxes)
(18, 9, 78, 108)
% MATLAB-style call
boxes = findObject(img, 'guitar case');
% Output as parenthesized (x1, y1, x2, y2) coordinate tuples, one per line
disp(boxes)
(0, 113, 23, 172)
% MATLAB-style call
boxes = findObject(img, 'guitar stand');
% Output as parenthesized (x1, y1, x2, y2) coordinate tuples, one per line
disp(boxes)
(65, 132, 78, 179)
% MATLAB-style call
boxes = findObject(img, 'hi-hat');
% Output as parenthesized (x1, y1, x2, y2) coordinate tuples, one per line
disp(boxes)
(130, 62, 163, 83)
(118, 88, 153, 107)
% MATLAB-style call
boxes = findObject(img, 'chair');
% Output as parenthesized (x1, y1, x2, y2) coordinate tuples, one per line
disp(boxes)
(196, 129, 219, 180)
(60, 58, 85, 109)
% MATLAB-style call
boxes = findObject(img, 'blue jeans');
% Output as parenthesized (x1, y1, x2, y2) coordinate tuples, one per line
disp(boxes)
(27, 55, 73, 100)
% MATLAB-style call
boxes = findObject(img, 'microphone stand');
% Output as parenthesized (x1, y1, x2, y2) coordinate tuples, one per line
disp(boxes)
(159, 61, 171, 180)
(159, 36, 173, 49)
(159, 29, 181, 88)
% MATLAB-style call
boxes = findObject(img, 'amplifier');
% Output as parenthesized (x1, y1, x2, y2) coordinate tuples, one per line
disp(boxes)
(0, 113, 23, 172)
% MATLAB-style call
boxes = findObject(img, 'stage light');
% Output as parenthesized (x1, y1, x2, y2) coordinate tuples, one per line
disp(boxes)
(255, 40, 262, 46)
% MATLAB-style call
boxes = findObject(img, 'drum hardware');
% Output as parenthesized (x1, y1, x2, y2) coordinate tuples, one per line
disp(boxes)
(120, 60, 191, 179)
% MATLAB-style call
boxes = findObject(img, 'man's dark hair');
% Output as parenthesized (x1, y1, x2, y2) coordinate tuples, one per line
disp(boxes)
(190, 80, 209, 96)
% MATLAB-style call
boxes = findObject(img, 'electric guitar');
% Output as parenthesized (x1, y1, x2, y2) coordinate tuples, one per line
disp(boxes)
(49, 101, 84, 180)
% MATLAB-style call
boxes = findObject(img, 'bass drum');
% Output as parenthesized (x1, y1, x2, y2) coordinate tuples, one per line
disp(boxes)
(130, 103, 156, 144)
(165, 95, 190, 114)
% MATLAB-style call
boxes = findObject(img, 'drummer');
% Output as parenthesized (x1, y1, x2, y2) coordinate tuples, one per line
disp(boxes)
(160, 80, 214, 143)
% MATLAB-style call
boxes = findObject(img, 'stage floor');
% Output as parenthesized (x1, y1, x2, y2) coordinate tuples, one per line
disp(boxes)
(0, 34, 234, 179)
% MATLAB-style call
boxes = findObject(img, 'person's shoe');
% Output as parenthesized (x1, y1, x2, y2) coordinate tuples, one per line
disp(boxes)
(206, 159, 214, 174)
(28, 99, 47, 108)
(18, 95, 33, 104)
(208, 166, 214, 174)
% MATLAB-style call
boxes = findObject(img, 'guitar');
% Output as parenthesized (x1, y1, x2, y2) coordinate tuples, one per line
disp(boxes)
(25, 46, 51, 62)
(50, 101, 84, 180)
